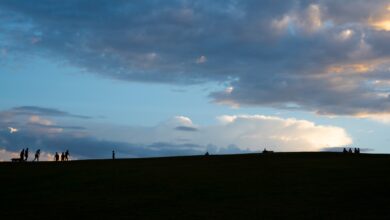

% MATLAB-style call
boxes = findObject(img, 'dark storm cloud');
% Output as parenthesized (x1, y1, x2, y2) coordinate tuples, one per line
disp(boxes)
(1, 0, 390, 116)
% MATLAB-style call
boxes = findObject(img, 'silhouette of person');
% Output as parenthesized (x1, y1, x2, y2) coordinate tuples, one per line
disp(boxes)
(348, 148, 353, 154)
(263, 148, 267, 154)
(357, 148, 360, 154)
(343, 148, 347, 154)
(25, 148, 29, 161)
(112, 150, 115, 160)
(61, 152, 65, 161)
(20, 149, 25, 161)
(65, 150, 70, 161)
(33, 149, 40, 162)
(55, 152, 59, 162)
(205, 151, 209, 156)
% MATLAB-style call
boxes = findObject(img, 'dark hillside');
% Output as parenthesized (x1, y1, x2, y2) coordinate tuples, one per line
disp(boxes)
(1, 153, 390, 219)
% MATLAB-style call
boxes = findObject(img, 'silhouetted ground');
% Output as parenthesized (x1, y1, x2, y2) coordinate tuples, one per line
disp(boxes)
(1, 152, 390, 219)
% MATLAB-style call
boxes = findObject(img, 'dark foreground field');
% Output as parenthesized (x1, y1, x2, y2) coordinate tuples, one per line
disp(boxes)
(1, 153, 390, 219)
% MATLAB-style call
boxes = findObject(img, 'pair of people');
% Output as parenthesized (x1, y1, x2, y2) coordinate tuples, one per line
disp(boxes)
(20, 148, 29, 161)
(54, 150, 70, 161)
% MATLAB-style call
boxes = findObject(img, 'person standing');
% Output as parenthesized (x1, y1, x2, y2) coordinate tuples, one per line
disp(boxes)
(25, 148, 29, 161)
(20, 149, 25, 161)
(112, 150, 115, 160)
(65, 150, 70, 161)
(55, 152, 59, 162)
(33, 149, 40, 162)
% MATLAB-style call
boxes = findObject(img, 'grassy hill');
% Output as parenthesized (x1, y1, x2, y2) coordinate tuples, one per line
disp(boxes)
(1, 152, 390, 219)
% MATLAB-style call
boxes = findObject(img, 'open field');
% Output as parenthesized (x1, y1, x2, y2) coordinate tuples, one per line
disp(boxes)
(1, 152, 390, 219)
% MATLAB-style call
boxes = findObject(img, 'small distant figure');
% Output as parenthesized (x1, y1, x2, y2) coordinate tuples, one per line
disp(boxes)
(204, 151, 209, 156)
(354, 148, 361, 155)
(55, 152, 59, 162)
(343, 148, 348, 154)
(112, 150, 115, 160)
(20, 149, 25, 161)
(64, 150, 70, 161)
(33, 149, 40, 162)
(263, 148, 274, 154)
(61, 152, 65, 161)
(25, 148, 29, 161)
(348, 148, 353, 154)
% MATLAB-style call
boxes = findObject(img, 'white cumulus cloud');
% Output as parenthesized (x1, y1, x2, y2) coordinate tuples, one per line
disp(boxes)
(93, 115, 352, 153)
(199, 115, 352, 152)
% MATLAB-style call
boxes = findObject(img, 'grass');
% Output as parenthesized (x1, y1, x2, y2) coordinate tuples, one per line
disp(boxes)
(1, 152, 390, 219)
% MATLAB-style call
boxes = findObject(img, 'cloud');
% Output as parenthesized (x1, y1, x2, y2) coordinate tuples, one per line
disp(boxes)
(0, 106, 352, 159)
(1, 1, 390, 117)
(29, 115, 53, 126)
(199, 115, 352, 152)
(175, 126, 198, 132)
(8, 127, 18, 134)
(65, 114, 353, 153)
(0, 106, 89, 135)
(28, 123, 85, 130)
(25, 115, 85, 132)
(11, 106, 91, 119)
(271, 3, 325, 34)
(196, 55, 207, 64)
(0, 148, 18, 161)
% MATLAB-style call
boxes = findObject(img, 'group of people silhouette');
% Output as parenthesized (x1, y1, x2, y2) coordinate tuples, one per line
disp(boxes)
(54, 150, 70, 161)
(13, 147, 362, 162)
(343, 147, 360, 154)
(19, 148, 41, 162)
(15, 148, 70, 162)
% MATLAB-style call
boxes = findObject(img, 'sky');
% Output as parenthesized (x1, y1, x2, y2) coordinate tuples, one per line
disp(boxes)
(0, 0, 390, 161)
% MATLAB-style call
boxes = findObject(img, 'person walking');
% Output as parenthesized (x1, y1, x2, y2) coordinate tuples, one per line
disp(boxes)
(55, 152, 59, 162)
(20, 149, 25, 161)
(25, 148, 29, 161)
(65, 150, 70, 161)
(33, 149, 40, 162)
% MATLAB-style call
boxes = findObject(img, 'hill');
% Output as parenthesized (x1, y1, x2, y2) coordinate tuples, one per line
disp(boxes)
(1, 152, 390, 219)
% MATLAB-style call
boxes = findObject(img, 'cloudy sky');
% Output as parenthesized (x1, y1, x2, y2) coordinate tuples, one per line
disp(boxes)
(1, 0, 390, 161)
